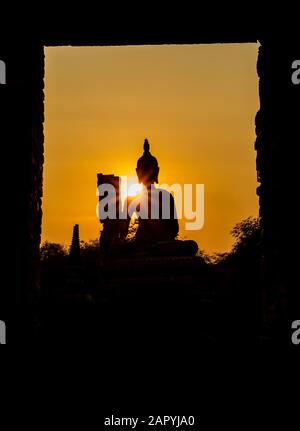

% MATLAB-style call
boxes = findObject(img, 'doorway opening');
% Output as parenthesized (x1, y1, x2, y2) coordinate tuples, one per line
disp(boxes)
(42, 43, 259, 256)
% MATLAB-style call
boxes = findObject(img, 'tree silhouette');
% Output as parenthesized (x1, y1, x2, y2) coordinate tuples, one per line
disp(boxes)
(231, 216, 261, 256)
(80, 239, 101, 265)
(40, 241, 67, 262)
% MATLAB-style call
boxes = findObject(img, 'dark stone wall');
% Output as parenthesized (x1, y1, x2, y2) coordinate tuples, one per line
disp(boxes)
(0, 22, 299, 342)
(256, 38, 300, 338)
(0, 42, 44, 341)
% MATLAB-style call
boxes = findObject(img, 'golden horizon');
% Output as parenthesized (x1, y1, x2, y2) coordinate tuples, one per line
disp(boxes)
(42, 44, 259, 254)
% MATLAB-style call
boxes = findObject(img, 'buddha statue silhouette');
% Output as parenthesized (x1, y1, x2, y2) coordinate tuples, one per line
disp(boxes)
(120, 139, 198, 256)
(128, 138, 179, 244)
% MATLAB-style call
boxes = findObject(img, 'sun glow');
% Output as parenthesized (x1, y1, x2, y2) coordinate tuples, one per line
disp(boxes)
(120, 176, 143, 205)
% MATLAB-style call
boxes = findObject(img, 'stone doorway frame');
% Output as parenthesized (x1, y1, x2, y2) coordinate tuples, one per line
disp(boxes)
(1, 28, 298, 341)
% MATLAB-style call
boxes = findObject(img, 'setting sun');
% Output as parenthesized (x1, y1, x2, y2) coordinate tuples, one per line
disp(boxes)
(120, 176, 143, 208)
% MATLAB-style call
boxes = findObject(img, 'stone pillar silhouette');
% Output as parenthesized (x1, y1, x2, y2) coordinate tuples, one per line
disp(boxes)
(70, 224, 81, 264)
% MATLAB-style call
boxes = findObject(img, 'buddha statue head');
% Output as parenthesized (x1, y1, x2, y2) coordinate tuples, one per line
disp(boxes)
(136, 139, 159, 187)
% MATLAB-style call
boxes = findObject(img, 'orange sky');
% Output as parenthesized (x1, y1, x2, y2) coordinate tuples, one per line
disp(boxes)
(42, 44, 259, 254)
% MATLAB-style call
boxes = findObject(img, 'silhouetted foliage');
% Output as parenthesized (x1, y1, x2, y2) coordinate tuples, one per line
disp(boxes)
(231, 216, 261, 255)
(197, 249, 213, 264)
(80, 239, 101, 265)
(40, 241, 67, 262)
(213, 216, 262, 264)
